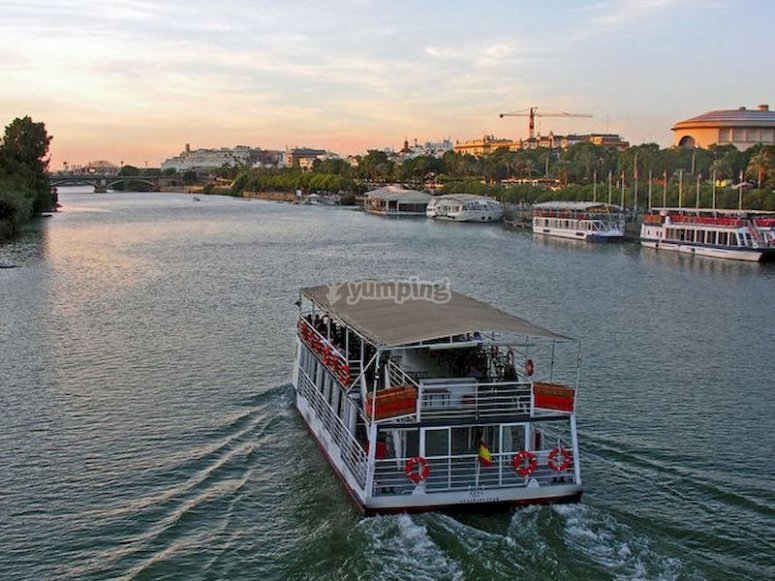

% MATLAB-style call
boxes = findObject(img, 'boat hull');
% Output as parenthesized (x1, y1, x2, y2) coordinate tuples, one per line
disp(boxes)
(640, 238, 775, 262)
(432, 211, 503, 223)
(533, 226, 623, 243)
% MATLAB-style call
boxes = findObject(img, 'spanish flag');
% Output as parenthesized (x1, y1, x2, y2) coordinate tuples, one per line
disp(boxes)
(478, 440, 493, 467)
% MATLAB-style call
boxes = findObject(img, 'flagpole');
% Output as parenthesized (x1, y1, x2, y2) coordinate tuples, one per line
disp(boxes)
(593, 169, 597, 203)
(620, 172, 625, 210)
(663, 169, 667, 207)
(475, 454, 480, 487)
(608, 170, 612, 205)
(678, 169, 683, 209)
(696, 173, 701, 208)
(648, 169, 653, 211)
(633, 152, 639, 215)
(712, 169, 717, 210)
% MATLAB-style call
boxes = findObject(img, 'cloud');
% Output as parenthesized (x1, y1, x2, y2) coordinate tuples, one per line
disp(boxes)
(568, 0, 682, 42)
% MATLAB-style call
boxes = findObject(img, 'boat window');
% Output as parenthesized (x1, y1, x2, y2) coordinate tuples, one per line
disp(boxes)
(718, 232, 727, 245)
(707, 230, 717, 245)
(422, 427, 450, 458)
(500, 423, 527, 454)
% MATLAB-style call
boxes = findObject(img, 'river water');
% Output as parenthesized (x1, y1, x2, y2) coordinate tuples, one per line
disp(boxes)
(1, 188, 774, 580)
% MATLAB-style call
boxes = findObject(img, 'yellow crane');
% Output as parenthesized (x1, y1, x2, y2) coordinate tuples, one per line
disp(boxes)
(499, 107, 592, 139)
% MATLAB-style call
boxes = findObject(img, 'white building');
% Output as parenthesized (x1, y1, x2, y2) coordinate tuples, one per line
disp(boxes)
(161, 144, 281, 172)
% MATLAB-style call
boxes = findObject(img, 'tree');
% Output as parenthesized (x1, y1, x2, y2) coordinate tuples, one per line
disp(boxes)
(746, 148, 772, 188)
(0, 116, 53, 214)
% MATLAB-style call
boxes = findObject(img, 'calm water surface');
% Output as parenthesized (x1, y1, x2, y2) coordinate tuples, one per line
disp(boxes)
(1, 189, 774, 580)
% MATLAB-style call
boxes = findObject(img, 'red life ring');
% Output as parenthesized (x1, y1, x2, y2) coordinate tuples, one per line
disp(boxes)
(404, 456, 430, 484)
(511, 450, 537, 477)
(547, 447, 572, 472)
(525, 358, 535, 377)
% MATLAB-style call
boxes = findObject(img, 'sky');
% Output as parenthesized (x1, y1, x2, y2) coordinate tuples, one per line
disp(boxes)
(2, 0, 774, 169)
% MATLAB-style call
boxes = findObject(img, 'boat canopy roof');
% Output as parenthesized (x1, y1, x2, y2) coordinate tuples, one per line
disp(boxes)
(434, 193, 501, 204)
(649, 207, 774, 216)
(533, 201, 621, 211)
(301, 280, 569, 346)
(365, 185, 432, 203)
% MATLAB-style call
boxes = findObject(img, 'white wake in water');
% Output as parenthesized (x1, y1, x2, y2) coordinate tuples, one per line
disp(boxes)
(550, 504, 696, 580)
(357, 514, 465, 580)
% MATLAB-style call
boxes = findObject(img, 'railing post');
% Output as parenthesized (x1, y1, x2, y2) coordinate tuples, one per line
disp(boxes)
(570, 414, 582, 485)
(364, 422, 377, 496)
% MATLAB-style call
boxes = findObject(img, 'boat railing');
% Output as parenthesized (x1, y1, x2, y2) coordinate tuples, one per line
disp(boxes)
(298, 319, 351, 387)
(753, 217, 775, 228)
(372, 443, 576, 496)
(418, 380, 532, 422)
(386, 359, 421, 391)
(297, 367, 368, 489)
(643, 214, 663, 225)
(667, 214, 744, 227)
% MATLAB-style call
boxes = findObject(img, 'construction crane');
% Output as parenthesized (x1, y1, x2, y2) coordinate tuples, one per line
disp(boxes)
(499, 107, 592, 139)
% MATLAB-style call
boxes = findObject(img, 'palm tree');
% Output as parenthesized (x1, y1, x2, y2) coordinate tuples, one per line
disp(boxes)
(746, 150, 772, 189)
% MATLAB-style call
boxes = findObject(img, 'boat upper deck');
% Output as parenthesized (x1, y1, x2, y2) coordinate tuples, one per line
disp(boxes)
(300, 280, 568, 347)
(533, 201, 623, 215)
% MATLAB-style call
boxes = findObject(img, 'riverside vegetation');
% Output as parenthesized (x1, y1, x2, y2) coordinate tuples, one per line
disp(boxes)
(0, 116, 54, 240)
(219, 143, 775, 210)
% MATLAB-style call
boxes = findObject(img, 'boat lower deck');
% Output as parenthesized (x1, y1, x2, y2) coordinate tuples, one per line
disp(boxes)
(295, 362, 581, 515)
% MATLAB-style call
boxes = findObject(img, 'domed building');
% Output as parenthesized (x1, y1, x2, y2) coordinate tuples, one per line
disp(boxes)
(672, 104, 775, 150)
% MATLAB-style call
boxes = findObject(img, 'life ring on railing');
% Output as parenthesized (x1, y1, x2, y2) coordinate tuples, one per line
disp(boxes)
(512, 450, 537, 477)
(525, 358, 535, 377)
(547, 447, 572, 472)
(404, 456, 430, 484)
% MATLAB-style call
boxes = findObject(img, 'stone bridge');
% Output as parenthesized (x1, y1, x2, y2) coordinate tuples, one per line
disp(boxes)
(49, 173, 176, 192)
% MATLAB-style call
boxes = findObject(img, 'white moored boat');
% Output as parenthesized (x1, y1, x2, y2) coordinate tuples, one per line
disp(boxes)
(426, 194, 504, 222)
(640, 208, 775, 262)
(532, 201, 625, 242)
(292, 279, 583, 515)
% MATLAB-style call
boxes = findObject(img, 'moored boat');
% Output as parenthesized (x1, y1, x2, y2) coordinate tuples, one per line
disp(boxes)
(292, 279, 583, 515)
(426, 194, 504, 222)
(640, 208, 775, 262)
(532, 201, 624, 242)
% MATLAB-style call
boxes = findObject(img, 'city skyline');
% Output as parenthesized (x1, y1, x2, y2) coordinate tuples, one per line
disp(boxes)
(2, 0, 774, 169)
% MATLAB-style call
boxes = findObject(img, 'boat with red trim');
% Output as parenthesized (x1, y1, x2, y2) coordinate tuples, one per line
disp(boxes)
(640, 207, 775, 262)
(292, 279, 583, 515)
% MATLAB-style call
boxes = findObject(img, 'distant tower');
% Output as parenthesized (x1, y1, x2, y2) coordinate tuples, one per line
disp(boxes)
(185, 143, 191, 154)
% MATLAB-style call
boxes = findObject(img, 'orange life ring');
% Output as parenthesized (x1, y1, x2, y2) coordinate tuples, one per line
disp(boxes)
(547, 447, 572, 472)
(512, 450, 537, 477)
(404, 456, 430, 484)
(525, 358, 534, 377)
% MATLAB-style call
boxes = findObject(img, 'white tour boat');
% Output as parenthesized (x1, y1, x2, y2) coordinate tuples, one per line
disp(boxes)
(532, 201, 625, 242)
(426, 194, 504, 222)
(640, 208, 775, 262)
(292, 279, 583, 515)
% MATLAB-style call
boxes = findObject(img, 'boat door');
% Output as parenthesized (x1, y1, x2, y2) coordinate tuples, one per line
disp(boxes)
(500, 422, 530, 484)
(420, 427, 451, 489)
